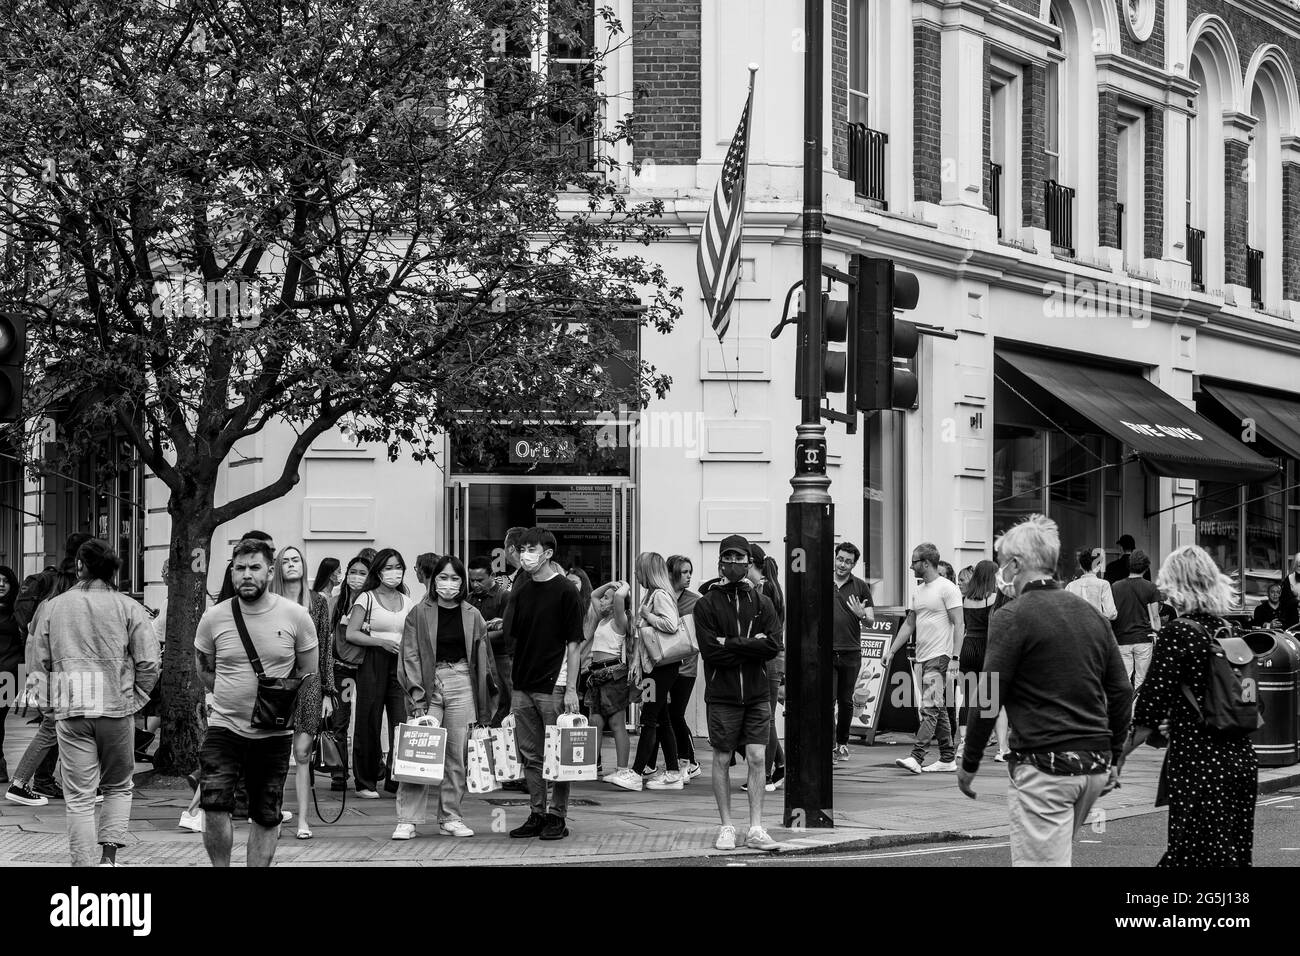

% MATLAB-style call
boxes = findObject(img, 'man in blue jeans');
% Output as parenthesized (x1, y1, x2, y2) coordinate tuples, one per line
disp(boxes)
(889, 543, 964, 773)
(505, 528, 585, 841)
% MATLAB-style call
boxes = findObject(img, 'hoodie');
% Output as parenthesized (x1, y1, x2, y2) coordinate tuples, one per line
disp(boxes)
(694, 578, 782, 706)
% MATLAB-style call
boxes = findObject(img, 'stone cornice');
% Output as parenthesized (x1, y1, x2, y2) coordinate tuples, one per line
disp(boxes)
(1095, 54, 1198, 111)
(1223, 109, 1259, 145)
(981, 0, 1059, 60)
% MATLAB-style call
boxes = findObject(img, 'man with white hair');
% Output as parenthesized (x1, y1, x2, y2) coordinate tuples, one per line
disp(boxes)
(957, 514, 1132, 867)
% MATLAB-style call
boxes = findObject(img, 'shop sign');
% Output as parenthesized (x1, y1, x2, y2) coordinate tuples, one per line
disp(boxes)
(508, 436, 577, 464)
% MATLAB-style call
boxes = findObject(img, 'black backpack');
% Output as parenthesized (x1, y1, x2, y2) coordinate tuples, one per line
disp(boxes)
(1182, 621, 1264, 737)
(14, 567, 57, 631)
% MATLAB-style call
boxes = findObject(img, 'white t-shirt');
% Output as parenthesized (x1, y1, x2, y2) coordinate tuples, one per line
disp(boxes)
(911, 577, 963, 663)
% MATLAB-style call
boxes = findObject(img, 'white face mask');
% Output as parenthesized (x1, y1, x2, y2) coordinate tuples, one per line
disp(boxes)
(435, 583, 461, 601)
(381, 569, 403, 588)
(519, 551, 545, 573)
(994, 559, 1017, 595)
(346, 572, 366, 590)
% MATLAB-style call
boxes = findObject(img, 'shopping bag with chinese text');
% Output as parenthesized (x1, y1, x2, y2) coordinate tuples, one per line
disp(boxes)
(391, 715, 446, 786)
(466, 725, 501, 793)
(543, 712, 598, 782)
(490, 714, 524, 782)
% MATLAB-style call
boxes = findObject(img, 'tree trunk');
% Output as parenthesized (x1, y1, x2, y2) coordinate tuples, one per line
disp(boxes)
(152, 498, 218, 776)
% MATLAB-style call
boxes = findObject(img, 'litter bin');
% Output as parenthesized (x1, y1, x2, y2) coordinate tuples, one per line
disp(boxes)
(1242, 629, 1300, 767)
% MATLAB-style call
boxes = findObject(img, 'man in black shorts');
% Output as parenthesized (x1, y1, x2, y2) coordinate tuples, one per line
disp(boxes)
(693, 535, 782, 852)
(194, 538, 319, 866)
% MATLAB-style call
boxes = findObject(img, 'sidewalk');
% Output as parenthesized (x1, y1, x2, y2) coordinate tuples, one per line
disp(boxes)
(3, 714, 1297, 866)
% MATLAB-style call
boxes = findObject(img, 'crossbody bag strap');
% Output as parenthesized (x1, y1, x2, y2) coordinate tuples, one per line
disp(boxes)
(230, 599, 268, 679)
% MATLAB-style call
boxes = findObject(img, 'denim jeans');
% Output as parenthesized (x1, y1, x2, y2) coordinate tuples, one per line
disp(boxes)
(55, 715, 134, 866)
(13, 710, 59, 786)
(511, 688, 569, 819)
(353, 648, 405, 792)
(833, 651, 862, 746)
(397, 661, 474, 824)
(910, 656, 954, 763)
(1118, 643, 1154, 692)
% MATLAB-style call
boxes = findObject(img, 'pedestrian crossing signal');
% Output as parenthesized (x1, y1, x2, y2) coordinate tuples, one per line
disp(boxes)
(0, 313, 25, 423)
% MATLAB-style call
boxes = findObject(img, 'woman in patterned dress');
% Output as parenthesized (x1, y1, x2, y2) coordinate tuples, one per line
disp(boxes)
(1126, 545, 1257, 867)
(270, 545, 336, 840)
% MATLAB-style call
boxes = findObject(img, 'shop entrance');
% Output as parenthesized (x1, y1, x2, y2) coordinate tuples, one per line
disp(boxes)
(447, 478, 636, 585)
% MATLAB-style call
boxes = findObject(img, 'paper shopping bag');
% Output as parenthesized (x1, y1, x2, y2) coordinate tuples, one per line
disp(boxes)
(391, 716, 447, 786)
(543, 713, 598, 782)
(489, 715, 525, 782)
(466, 726, 501, 794)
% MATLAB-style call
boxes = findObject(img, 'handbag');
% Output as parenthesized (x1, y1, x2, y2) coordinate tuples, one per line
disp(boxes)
(334, 593, 369, 669)
(310, 706, 349, 824)
(637, 589, 698, 667)
(231, 599, 304, 732)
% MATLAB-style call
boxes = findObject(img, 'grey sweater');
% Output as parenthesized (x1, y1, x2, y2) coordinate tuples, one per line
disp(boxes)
(961, 580, 1132, 773)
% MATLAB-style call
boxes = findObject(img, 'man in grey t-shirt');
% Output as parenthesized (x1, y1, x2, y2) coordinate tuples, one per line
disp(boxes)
(195, 538, 317, 867)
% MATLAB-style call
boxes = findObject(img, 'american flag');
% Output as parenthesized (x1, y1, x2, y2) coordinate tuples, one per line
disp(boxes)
(697, 75, 755, 340)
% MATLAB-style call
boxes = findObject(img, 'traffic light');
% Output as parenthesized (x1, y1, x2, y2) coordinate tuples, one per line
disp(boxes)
(0, 312, 24, 423)
(793, 290, 850, 399)
(856, 256, 919, 411)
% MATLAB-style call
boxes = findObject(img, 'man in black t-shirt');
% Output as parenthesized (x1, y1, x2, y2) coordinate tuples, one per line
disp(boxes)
(505, 528, 584, 842)
(1110, 551, 1161, 691)
(831, 543, 873, 762)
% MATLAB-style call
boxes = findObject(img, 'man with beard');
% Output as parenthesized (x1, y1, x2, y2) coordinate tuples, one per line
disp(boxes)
(194, 538, 318, 867)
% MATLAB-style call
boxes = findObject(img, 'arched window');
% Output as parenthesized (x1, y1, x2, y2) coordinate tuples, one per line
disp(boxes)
(1243, 47, 1298, 311)
(1186, 18, 1239, 295)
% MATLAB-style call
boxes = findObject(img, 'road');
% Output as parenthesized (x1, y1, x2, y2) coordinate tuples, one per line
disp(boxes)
(576, 787, 1300, 867)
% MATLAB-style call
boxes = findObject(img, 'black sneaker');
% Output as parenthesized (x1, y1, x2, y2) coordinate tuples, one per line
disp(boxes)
(32, 778, 63, 801)
(538, 814, 569, 841)
(5, 783, 49, 806)
(0, 758, 9, 784)
(509, 812, 548, 839)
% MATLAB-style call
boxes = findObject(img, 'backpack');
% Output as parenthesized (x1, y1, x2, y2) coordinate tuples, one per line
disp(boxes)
(14, 567, 57, 631)
(1181, 621, 1264, 737)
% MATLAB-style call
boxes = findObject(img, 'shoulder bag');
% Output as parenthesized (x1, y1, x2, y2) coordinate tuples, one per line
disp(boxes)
(231, 599, 304, 731)
(334, 592, 370, 669)
(638, 588, 699, 667)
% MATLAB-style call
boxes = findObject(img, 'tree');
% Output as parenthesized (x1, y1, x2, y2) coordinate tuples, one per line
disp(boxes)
(0, 0, 680, 773)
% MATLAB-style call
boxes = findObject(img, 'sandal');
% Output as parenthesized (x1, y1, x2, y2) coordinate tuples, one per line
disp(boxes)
(296, 827, 313, 840)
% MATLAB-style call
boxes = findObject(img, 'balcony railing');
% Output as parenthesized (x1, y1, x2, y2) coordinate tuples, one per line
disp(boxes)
(990, 162, 1003, 238)
(1187, 226, 1205, 290)
(1116, 202, 1124, 252)
(1247, 245, 1264, 308)
(848, 122, 888, 207)
(1044, 179, 1075, 256)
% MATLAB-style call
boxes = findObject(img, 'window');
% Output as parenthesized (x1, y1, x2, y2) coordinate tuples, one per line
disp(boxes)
(848, 0, 870, 126)
(988, 60, 1022, 241)
(546, 0, 597, 172)
(864, 409, 905, 605)
(1116, 106, 1144, 262)
(51, 434, 146, 597)
(1045, 9, 1062, 183)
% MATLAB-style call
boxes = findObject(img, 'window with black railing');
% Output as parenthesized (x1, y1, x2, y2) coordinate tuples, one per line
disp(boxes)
(1247, 245, 1264, 308)
(1187, 226, 1205, 290)
(848, 122, 888, 207)
(990, 162, 1003, 238)
(1044, 179, 1075, 256)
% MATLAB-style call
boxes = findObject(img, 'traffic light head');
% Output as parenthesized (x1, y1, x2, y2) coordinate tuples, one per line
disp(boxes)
(793, 290, 851, 399)
(855, 257, 919, 412)
(0, 313, 24, 423)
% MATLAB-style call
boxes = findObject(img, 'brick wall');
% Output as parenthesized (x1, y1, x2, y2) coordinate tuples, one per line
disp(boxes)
(914, 23, 943, 203)
(1003, 0, 1039, 14)
(1187, 1, 1300, 83)
(1144, 106, 1164, 259)
(1098, 90, 1119, 248)
(832, 0, 848, 178)
(983, 42, 992, 211)
(1284, 163, 1300, 299)
(1115, 0, 1164, 68)
(1224, 139, 1250, 286)
(1022, 62, 1046, 229)
(632, 0, 701, 165)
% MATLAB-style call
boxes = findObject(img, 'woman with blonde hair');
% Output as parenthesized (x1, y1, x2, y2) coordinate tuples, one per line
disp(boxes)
(269, 545, 335, 840)
(631, 551, 686, 790)
(1120, 545, 1257, 867)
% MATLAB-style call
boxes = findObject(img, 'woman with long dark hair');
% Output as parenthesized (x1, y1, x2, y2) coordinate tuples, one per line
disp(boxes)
(0, 565, 23, 782)
(325, 555, 372, 791)
(661, 555, 702, 780)
(631, 552, 686, 790)
(311, 557, 341, 602)
(345, 549, 417, 798)
(960, 560, 1010, 760)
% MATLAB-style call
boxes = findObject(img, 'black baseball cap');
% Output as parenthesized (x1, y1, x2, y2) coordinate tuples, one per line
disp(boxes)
(719, 534, 751, 559)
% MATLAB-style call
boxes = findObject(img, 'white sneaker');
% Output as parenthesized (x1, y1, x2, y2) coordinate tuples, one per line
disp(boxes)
(356, 789, 381, 799)
(280, 810, 293, 823)
(439, 819, 474, 838)
(993, 751, 1008, 763)
(609, 769, 643, 792)
(746, 826, 780, 851)
(715, 824, 737, 850)
(683, 761, 703, 780)
(179, 810, 204, 833)
(676, 762, 693, 785)
(895, 756, 923, 774)
(391, 823, 417, 840)
(600, 770, 621, 783)
(921, 760, 958, 773)
(645, 770, 684, 791)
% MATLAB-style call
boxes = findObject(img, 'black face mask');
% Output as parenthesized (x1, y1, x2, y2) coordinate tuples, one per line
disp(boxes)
(720, 564, 748, 585)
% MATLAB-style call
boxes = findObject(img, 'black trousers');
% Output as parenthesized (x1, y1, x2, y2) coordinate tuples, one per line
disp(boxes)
(633, 663, 680, 773)
(833, 650, 862, 746)
(331, 663, 357, 784)
(656, 667, 698, 765)
(352, 649, 405, 792)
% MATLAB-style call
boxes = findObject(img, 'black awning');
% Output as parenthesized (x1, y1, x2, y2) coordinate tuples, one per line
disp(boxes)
(1201, 382, 1300, 462)
(996, 351, 1277, 484)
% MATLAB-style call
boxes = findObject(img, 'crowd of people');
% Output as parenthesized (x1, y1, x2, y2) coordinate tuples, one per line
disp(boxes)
(2, 514, 1288, 868)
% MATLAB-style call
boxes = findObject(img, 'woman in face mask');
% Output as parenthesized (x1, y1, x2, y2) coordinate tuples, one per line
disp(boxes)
(392, 555, 494, 840)
(325, 556, 372, 791)
(346, 549, 417, 798)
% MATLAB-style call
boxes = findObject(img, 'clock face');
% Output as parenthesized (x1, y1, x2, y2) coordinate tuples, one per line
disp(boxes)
(1125, 0, 1155, 43)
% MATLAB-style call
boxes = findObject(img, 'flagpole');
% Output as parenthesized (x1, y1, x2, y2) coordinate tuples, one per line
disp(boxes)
(785, 0, 835, 829)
